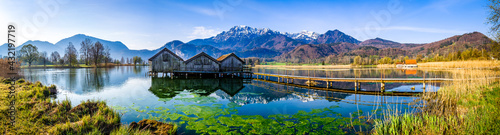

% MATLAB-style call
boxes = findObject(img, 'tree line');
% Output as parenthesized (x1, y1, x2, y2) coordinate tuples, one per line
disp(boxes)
(18, 38, 144, 67)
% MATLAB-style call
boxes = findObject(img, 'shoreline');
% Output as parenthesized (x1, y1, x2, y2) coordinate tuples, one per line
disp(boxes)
(20, 65, 149, 69)
(254, 60, 500, 69)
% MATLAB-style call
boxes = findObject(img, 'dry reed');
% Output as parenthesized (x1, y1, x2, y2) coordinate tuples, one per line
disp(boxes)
(373, 69, 500, 134)
(417, 60, 500, 69)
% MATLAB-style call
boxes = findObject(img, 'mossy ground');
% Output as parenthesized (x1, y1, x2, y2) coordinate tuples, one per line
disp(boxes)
(0, 78, 174, 135)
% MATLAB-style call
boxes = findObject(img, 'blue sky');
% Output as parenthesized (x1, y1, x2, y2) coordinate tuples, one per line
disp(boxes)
(0, 0, 491, 50)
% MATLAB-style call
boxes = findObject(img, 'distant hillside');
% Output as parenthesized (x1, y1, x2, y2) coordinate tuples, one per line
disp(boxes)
(359, 38, 402, 48)
(279, 43, 359, 62)
(409, 32, 493, 55)
(235, 48, 280, 58)
(343, 46, 408, 57)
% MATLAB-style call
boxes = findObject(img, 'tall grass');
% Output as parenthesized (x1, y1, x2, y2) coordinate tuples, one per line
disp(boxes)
(417, 60, 500, 69)
(373, 69, 500, 134)
(0, 58, 21, 78)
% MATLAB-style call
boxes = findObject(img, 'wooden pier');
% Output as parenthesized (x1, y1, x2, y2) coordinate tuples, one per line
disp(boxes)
(252, 78, 430, 96)
(253, 72, 451, 92)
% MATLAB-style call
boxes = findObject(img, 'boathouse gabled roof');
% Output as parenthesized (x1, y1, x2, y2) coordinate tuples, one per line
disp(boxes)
(183, 52, 220, 64)
(148, 48, 184, 61)
(216, 53, 244, 63)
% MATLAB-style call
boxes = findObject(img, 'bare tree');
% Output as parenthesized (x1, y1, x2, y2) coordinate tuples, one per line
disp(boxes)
(40, 51, 47, 67)
(65, 42, 78, 67)
(50, 51, 61, 65)
(104, 46, 111, 66)
(89, 41, 105, 66)
(120, 57, 125, 65)
(80, 38, 93, 65)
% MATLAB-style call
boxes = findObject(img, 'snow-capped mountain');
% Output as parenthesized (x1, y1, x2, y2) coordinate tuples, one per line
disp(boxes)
(188, 25, 303, 52)
(284, 30, 319, 43)
(212, 25, 278, 41)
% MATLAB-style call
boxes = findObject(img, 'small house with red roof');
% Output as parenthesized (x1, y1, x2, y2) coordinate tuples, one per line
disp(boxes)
(396, 59, 418, 68)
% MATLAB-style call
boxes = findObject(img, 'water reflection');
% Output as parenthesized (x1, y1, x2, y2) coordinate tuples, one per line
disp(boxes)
(149, 77, 354, 105)
(21, 66, 148, 94)
(149, 77, 246, 99)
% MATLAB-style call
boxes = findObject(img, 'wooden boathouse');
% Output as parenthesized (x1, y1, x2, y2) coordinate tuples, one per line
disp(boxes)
(217, 53, 244, 72)
(148, 48, 251, 78)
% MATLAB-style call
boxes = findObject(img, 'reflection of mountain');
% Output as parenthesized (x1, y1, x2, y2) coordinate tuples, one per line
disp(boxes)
(149, 78, 352, 105)
(148, 78, 245, 99)
(215, 80, 351, 105)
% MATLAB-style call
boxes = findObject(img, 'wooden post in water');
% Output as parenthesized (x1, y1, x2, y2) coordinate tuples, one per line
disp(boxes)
(381, 81, 385, 92)
(423, 80, 426, 92)
(354, 80, 358, 92)
(423, 73, 426, 92)
(326, 80, 329, 89)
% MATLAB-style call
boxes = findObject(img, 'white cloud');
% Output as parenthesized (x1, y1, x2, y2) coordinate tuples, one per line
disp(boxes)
(188, 26, 219, 39)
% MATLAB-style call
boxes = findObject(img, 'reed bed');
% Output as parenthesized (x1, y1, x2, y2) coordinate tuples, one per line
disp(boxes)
(0, 58, 21, 78)
(373, 69, 500, 134)
(417, 60, 500, 69)
(376, 64, 395, 68)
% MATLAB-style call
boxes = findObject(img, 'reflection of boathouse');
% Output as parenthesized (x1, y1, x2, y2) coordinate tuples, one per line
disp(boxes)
(148, 48, 251, 78)
(148, 77, 352, 105)
(149, 77, 246, 98)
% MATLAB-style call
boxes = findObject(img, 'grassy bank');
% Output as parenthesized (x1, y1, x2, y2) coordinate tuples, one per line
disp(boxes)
(373, 69, 500, 134)
(0, 78, 175, 134)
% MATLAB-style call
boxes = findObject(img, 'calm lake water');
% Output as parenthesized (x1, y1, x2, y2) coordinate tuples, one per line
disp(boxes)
(22, 66, 443, 134)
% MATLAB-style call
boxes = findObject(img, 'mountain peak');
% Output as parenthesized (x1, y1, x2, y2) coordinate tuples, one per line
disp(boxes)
(72, 34, 90, 37)
(310, 29, 360, 44)
(284, 30, 319, 42)
(325, 29, 341, 34)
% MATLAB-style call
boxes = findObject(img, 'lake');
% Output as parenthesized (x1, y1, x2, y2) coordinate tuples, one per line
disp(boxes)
(21, 66, 442, 134)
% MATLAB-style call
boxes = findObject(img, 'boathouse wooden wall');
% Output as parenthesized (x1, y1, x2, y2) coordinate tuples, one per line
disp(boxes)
(184, 54, 220, 72)
(219, 55, 243, 72)
(149, 49, 184, 72)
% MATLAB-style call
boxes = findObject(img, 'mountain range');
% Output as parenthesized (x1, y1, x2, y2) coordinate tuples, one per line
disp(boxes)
(0, 25, 493, 62)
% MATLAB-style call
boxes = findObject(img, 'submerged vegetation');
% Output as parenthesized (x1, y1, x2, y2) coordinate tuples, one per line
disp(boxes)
(125, 95, 372, 135)
(0, 78, 176, 134)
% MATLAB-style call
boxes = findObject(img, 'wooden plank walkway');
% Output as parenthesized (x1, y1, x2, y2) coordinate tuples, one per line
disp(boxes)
(253, 72, 448, 92)
(250, 80, 419, 105)
(253, 73, 450, 83)
(253, 78, 426, 96)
